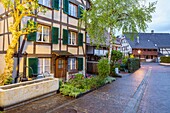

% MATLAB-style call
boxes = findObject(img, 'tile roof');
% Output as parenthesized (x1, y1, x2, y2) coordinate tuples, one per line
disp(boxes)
(125, 33, 170, 49)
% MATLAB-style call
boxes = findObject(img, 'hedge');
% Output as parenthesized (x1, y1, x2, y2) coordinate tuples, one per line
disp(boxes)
(127, 58, 140, 73)
(160, 56, 170, 63)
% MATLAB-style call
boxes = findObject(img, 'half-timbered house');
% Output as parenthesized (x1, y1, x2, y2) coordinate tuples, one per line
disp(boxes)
(0, 0, 90, 81)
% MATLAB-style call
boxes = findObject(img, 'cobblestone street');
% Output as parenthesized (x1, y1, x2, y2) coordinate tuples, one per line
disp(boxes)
(5, 63, 170, 113)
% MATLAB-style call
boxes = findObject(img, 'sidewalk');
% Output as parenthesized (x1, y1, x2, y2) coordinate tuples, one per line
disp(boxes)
(5, 67, 148, 113)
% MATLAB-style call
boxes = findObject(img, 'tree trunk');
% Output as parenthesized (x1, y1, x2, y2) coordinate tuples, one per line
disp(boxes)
(0, 34, 20, 86)
(108, 28, 112, 64)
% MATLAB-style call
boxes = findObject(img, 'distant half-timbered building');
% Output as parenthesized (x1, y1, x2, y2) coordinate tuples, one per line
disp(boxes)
(0, 0, 90, 81)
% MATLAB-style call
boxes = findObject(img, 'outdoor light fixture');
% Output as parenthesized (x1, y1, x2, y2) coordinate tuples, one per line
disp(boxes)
(138, 50, 141, 54)
(138, 50, 141, 59)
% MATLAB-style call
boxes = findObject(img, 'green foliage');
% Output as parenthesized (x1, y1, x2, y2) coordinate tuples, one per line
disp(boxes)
(4, 76, 13, 85)
(97, 58, 110, 78)
(120, 57, 128, 71)
(127, 58, 140, 73)
(160, 56, 170, 63)
(79, 0, 157, 46)
(59, 74, 115, 98)
(111, 50, 123, 63)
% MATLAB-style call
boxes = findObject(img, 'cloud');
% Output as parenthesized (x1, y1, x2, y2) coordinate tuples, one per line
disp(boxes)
(146, 0, 170, 33)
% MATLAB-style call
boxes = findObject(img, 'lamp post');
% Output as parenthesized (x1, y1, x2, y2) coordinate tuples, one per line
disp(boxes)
(138, 50, 141, 60)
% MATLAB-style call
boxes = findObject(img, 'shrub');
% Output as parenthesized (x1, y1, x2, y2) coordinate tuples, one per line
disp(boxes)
(127, 58, 140, 73)
(97, 58, 110, 78)
(160, 56, 170, 63)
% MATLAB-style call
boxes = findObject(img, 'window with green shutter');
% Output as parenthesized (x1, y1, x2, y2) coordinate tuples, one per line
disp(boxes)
(27, 32, 37, 41)
(63, 0, 69, 14)
(28, 58, 38, 78)
(78, 33, 83, 46)
(78, 5, 84, 18)
(78, 58, 83, 71)
(63, 29, 68, 45)
(52, 27, 59, 44)
(52, 0, 60, 10)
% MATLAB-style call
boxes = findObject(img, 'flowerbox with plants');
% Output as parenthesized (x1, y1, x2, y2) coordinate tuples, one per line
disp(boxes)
(59, 58, 116, 98)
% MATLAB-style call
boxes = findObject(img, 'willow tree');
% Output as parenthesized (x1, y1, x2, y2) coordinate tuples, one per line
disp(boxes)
(79, 0, 157, 62)
(0, 0, 46, 86)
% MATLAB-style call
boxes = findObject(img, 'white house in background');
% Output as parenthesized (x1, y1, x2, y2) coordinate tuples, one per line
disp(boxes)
(118, 36, 132, 57)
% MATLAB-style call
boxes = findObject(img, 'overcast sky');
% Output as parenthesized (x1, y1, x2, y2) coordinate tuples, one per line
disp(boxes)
(146, 0, 170, 33)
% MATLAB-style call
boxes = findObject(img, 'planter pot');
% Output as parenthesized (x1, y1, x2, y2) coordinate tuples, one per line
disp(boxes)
(115, 68, 119, 74)
(0, 78, 59, 109)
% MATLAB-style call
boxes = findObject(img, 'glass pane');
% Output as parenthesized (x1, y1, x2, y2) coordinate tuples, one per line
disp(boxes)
(45, 66, 50, 73)
(38, 0, 43, 4)
(43, 26, 49, 42)
(38, 59, 43, 66)
(38, 66, 43, 74)
(44, 0, 51, 7)
(68, 58, 71, 70)
(45, 59, 50, 65)
(68, 32, 71, 44)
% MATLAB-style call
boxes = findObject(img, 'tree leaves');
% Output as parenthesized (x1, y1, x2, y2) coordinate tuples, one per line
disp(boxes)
(79, 0, 157, 46)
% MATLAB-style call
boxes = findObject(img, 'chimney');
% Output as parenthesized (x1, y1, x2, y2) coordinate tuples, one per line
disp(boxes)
(151, 30, 154, 33)
(137, 36, 139, 43)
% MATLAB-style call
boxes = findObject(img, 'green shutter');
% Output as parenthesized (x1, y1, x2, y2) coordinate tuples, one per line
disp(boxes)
(63, 29, 68, 45)
(27, 32, 37, 41)
(78, 5, 84, 18)
(78, 33, 83, 46)
(27, 20, 37, 41)
(52, 0, 59, 10)
(28, 58, 38, 78)
(78, 58, 83, 71)
(63, 0, 69, 14)
(52, 27, 59, 44)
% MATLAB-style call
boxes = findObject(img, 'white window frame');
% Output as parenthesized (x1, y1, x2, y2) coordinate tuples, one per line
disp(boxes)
(68, 31, 77, 45)
(68, 58, 76, 71)
(38, 58, 51, 74)
(38, 0, 52, 8)
(69, 2, 78, 17)
(37, 25, 50, 43)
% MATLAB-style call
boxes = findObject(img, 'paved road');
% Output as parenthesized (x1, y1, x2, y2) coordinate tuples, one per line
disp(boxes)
(5, 63, 170, 113)
(137, 63, 170, 113)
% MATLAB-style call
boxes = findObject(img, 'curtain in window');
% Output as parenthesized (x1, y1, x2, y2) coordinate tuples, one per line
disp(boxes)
(72, 32, 76, 45)
(37, 25, 42, 41)
(43, 26, 49, 42)
(68, 32, 71, 44)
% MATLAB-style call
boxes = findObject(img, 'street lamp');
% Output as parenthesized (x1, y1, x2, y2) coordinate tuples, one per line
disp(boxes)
(138, 50, 141, 59)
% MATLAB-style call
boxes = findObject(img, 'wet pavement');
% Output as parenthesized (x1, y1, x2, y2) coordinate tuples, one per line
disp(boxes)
(137, 64, 170, 113)
(5, 63, 170, 113)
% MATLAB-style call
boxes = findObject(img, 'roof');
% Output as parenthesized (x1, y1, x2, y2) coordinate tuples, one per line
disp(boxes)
(86, 32, 121, 47)
(125, 33, 170, 49)
(52, 51, 73, 56)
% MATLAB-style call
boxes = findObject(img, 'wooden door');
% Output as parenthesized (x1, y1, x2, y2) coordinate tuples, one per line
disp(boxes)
(55, 58, 66, 78)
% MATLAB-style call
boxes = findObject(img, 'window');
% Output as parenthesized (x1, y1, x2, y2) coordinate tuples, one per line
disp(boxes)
(68, 58, 76, 71)
(38, 58, 51, 74)
(58, 59, 64, 69)
(68, 31, 77, 45)
(69, 3, 78, 17)
(39, 0, 52, 7)
(37, 25, 50, 43)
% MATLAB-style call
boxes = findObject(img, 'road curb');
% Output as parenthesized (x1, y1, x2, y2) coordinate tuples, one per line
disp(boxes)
(123, 67, 152, 113)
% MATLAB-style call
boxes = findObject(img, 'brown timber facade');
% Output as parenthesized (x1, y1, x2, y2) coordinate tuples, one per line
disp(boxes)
(0, 0, 90, 81)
